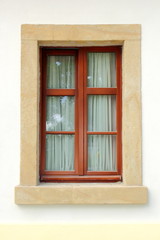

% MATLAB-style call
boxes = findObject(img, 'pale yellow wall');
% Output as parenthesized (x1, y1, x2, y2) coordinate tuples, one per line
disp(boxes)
(0, 224, 160, 240)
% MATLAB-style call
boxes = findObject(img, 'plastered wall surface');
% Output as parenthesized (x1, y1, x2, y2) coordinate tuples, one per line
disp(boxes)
(1, 224, 160, 240)
(0, 0, 160, 223)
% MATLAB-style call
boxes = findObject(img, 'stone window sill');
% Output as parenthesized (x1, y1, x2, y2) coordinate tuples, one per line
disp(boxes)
(15, 184, 147, 204)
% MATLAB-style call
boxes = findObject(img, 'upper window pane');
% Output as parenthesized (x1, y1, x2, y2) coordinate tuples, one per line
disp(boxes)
(47, 55, 75, 89)
(87, 52, 116, 88)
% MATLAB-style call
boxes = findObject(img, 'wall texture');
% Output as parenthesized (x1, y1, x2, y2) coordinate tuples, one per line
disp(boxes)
(0, 0, 160, 223)
(1, 225, 160, 240)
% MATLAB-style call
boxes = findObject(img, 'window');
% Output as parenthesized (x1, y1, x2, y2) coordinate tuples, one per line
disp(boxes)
(15, 25, 147, 204)
(40, 47, 122, 182)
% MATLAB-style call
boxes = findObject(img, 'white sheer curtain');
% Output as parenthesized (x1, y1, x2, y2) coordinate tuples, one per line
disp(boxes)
(45, 55, 75, 171)
(46, 96, 75, 132)
(45, 52, 116, 172)
(88, 95, 116, 132)
(46, 134, 74, 171)
(87, 52, 116, 88)
(47, 55, 75, 89)
(88, 135, 116, 171)
(87, 52, 116, 171)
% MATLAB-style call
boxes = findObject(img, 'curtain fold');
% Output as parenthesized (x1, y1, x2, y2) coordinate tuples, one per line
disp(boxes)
(46, 134, 74, 171)
(87, 52, 116, 88)
(46, 96, 75, 131)
(47, 55, 75, 89)
(87, 52, 116, 171)
(45, 96, 75, 171)
(88, 95, 116, 132)
(45, 55, 75, 171)
(88, 135, 116, 171)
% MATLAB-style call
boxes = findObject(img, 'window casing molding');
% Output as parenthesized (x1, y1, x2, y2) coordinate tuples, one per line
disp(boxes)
(15, 24, 147, 204)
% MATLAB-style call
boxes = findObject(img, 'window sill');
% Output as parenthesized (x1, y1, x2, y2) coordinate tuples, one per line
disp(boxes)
(15, 184, 147, 204)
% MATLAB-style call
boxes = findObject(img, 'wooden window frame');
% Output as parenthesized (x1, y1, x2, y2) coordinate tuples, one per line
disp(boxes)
(40, 46, 122, 183)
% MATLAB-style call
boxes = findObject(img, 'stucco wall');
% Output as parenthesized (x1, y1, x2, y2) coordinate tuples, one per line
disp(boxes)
(0, 0, 160, 223)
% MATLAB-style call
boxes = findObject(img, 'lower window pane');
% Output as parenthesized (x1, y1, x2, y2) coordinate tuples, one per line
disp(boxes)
(88, 135, 116, 171)
(46, 134, 74, 171)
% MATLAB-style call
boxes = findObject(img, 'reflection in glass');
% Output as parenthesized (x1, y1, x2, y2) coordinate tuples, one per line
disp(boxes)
(87, 52, 116, 87)
(88, 95, 116, 132)
(46, 134, 74, 171)
(46, 96, 75, 131)
(47, 55, 75, 89)
(88, 135, 116, 171)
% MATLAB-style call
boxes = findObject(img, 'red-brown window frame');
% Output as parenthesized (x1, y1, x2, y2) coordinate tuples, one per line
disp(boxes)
(40, 46, 122, 182)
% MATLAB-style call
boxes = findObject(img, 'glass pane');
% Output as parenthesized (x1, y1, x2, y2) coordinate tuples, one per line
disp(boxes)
(87, 52, 116, 87)
(88, 135, 116, 171)
(47, 55, 75, 89)
(46, 96, 75, 131)
(88, 95, 116, 132)
(46, 134, 74, 171)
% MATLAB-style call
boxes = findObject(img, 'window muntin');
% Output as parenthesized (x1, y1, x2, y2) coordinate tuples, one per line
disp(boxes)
(40, 47, 122, 182)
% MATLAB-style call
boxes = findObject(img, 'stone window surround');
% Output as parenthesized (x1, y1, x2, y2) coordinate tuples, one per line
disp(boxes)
(15, 24, 147, 204)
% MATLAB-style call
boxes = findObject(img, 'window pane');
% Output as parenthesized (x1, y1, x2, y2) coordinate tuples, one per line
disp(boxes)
(87, 52, 116, 87)
(46, 134, 74, 171)
(47, 55, 75, 89)
(88, 135, 116, 171)
(46, 96, 75, 131)
(88, 95, 116, 132)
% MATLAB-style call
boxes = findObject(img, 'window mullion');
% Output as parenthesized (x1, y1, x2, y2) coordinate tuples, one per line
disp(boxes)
(83, 48, 88, 176)
(77, 48, 85, 175)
